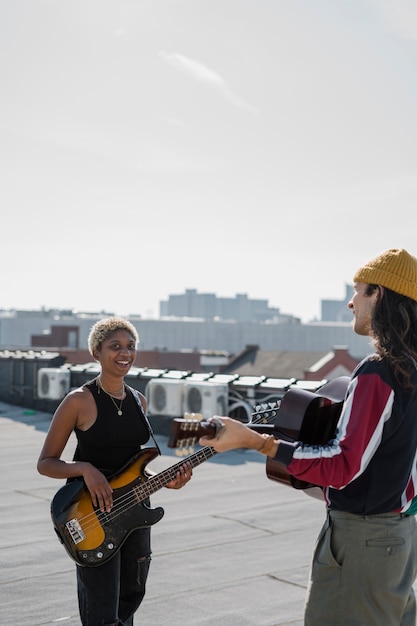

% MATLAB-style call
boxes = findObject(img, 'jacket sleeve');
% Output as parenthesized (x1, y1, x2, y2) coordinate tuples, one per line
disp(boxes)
(273, 373, 394, 489)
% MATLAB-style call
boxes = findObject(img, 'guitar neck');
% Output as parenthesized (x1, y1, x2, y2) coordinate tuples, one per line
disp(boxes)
(141, 445, 217, 498)
(167, 417, 278, 450)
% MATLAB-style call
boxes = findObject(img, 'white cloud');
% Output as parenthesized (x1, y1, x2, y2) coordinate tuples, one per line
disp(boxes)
(160, 51, 223, 85)
(159, 51, 257, 114)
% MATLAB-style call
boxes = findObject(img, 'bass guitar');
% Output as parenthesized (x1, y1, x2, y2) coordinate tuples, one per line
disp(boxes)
(168, 376, 349, 491)
(51, 406, 274, 567)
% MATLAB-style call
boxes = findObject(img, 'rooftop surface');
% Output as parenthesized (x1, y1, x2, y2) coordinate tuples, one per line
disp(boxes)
(0, 400, 383, 625)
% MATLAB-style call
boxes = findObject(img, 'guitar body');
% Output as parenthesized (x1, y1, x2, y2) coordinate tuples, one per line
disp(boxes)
(51, 448, 164, 567)
(265, 376, 349, 490)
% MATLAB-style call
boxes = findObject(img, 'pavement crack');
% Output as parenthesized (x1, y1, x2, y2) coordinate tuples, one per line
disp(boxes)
(15, 488, 52, 501)
(212, 513, 275, 534)
(266, 572, 307, 589)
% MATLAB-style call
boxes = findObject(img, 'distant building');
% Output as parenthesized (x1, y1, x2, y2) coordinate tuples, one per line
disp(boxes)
(159, 288, 297, 323)
(0, 293, 372, 421)
(0, 305, 372, 359)
(321, 284, 353, 322)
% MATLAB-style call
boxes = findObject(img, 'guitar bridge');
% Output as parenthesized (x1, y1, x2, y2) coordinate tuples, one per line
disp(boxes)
(65, 518, 85, 545)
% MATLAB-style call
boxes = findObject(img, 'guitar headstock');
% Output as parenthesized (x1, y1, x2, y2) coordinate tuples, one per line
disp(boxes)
(251, 401, 280, 423)
(167, 413, 216, 455)
(168, 402, 282, 455)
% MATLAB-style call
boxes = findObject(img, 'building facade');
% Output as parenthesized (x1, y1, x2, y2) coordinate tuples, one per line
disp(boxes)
(0, 310, 372, 360)
(159, 289, 289, 322)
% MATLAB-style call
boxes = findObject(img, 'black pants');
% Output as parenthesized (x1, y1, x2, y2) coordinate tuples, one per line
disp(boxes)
(76, 527, 151, 626)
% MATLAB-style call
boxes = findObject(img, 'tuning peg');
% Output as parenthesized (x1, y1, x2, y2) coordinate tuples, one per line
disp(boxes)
(176, 446, 189, 457)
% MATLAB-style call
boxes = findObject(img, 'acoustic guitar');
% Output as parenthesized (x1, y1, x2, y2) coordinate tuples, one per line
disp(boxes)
(168, 376, 349, 491)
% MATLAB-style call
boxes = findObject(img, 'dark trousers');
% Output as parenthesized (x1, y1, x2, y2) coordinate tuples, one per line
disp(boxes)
(76, 527, 151, 626)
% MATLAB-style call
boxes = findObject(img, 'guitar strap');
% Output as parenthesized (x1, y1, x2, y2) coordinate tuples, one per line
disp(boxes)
(129, 385, 162, 456)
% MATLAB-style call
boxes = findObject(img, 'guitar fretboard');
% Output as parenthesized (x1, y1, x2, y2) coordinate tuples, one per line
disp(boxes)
(134, 446, 217, 501)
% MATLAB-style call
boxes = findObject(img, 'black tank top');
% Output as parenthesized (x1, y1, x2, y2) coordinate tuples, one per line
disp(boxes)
(73, 379, 151, 474)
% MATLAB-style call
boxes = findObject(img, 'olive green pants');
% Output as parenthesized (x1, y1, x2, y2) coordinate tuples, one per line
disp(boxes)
(305, 510, 417, 626)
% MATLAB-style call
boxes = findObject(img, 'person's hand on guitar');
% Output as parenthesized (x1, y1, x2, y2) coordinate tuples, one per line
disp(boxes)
(165, 461, 193, 490)
(145, 460, 193, 490)
(81, 462, 114, 513)
(199, 416, 277, 456)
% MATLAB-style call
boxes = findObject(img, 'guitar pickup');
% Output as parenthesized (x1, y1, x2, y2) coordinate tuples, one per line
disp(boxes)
(65, 518, 86, 545)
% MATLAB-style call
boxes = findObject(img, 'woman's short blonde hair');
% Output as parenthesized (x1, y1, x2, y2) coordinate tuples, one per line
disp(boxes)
(88, 317, 139, 356)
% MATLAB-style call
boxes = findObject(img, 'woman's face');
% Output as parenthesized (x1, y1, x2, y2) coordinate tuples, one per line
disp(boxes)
(94, 329, 137, 376)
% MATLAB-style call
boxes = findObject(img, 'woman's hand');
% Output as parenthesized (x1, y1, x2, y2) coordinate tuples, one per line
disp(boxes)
(165, 461, 193, 489)
(82, 463, 114, 513)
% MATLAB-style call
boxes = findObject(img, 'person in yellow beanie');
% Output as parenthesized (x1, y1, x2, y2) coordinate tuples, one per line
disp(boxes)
(200, 248, 417, 626)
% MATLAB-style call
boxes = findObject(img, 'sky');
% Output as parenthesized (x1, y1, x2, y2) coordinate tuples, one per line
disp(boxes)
(1, 0, 417, 322)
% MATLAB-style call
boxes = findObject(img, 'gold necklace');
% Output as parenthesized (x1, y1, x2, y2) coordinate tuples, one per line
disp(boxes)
(108, 393, 124, 416)
(97, 377, 125, 416)
(97, 377, 124, 398)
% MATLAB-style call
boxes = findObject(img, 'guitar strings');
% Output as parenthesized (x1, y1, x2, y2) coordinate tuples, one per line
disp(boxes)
(73, 436, 267, 537)
(74, 441, 251, 535)
(72, 411, 277, 540)
(72, 452, 214, 535)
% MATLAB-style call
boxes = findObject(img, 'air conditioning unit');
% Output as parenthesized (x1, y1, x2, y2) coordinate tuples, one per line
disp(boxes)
(146, 379, 184, 416)
(37, 368, 71, 400)
(183, 381, 229, 420)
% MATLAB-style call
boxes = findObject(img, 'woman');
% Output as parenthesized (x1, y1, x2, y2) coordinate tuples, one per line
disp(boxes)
(38, 317, 192, 626)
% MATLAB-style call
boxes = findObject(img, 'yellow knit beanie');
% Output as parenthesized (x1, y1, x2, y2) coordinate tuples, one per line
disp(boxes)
(353, 248, 417, 302)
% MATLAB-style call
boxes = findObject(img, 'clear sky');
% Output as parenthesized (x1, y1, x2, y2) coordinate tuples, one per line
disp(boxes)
(1, 0, 417, 322)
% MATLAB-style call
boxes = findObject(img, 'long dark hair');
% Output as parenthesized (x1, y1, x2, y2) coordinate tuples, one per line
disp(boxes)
(368, 284, 417, 389)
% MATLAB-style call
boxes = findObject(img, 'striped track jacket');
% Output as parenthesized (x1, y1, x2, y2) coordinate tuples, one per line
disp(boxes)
(274, 355, 417, 514)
